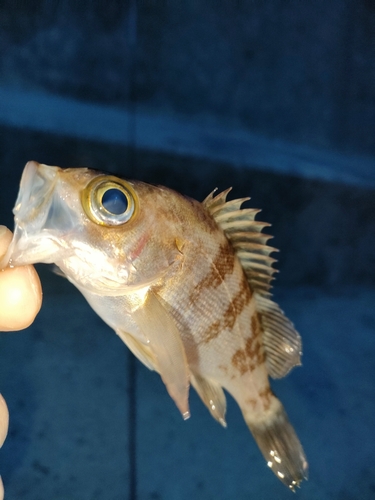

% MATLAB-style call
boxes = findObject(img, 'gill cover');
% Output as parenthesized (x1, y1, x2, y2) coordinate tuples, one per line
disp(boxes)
(82, 175, 139, 226)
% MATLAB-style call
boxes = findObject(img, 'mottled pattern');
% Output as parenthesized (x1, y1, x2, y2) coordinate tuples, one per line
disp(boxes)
(245, 386, 273, 412)
(156, 203, 273, 419)
(201, 272, 252, 344)
(190, 243, 236, 299)
(7, 163, 307, 489)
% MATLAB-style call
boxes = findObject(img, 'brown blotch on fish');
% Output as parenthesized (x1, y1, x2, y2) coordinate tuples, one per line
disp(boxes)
(246, 316, 265, 364)
(201, 272, 252, 344)
(215, 243, 237, 279)
(231, 314, 264, 375)
(223, 274, 252, 331)
(190, 243, 236, 302)
(245, 397, 258, 411)
(258, 386, 273, 412)
(218, 364, 229, 375)
(231, 347, 248, 375)
(203, 319, 222, 344)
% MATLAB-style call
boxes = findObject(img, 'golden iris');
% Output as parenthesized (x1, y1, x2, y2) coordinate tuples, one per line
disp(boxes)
(82, 175, 138, 226)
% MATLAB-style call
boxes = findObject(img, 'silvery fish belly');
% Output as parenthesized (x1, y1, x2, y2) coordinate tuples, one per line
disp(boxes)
(2, 161, 308, 489)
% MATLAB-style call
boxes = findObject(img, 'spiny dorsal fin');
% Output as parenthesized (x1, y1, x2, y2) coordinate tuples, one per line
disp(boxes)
(203, 188, 302, 378)
(203, 188, 277, 298)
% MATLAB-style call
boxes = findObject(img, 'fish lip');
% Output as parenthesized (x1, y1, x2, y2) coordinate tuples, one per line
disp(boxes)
(1, 162, 60, 268)
(13, 161, 59, 224)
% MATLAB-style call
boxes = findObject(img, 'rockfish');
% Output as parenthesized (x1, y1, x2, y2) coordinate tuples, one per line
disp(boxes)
(1, 161, 308, 489)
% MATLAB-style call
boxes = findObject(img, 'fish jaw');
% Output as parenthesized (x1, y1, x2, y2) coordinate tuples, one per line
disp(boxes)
(1, 161, 77, 268)
(1, 162, 179, 296)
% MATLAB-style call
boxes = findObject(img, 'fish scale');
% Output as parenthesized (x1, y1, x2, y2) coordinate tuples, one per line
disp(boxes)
(1, 161, 308, 490)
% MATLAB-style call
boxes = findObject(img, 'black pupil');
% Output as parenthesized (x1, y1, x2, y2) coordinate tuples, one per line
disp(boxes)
(102, 188, 128, 215)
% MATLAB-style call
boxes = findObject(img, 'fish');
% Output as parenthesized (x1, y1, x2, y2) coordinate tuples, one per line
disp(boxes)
(1, 161, 308, 490)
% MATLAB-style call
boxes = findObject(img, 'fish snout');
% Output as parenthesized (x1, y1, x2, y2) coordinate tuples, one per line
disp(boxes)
(14, 162, 60, 222)
(1, 162, 62, 267)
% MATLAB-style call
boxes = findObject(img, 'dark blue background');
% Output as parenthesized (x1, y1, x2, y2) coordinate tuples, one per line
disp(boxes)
(0, 2, 374, 499)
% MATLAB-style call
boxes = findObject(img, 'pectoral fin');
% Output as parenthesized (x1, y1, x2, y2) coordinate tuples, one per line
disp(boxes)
(116, 329, 157, 371)
(132, 290, 190, 419)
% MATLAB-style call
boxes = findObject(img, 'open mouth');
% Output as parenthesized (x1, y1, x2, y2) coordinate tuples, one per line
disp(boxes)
(13, 161, 59, 225)
(0, 162, 60, 268)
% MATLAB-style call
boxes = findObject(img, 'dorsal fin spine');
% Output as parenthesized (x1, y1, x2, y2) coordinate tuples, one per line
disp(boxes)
(203, 188, 303, 379)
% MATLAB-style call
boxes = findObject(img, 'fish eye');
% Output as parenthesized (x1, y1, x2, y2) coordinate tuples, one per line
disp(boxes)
(101, 188, 128, 215)
(82, 176, 138, 226)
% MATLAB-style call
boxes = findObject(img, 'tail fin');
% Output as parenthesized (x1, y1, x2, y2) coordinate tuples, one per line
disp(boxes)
(245, 397, 308, 491)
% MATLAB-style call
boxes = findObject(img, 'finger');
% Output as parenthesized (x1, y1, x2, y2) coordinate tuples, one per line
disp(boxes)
(0, 394, 8, 448)
(0, 226, 42, 331)
(0, 226, 12, 258)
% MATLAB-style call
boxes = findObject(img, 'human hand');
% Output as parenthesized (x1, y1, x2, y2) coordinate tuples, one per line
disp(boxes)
(0, 225, 43, 499)
(0, 394, 8, 500)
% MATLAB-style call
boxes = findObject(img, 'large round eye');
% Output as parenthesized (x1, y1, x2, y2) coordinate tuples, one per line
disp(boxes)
(82, 175, 138, 226)
(102, 188, 128, 215)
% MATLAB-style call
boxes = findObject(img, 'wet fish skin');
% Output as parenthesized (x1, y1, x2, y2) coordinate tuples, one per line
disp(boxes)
(2, 161, 308, 489)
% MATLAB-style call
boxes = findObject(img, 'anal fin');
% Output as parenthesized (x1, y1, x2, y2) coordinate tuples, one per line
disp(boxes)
(191, 373, 227, 427)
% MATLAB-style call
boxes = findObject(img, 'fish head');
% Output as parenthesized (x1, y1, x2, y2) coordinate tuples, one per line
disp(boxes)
(2, 162, 184, 295)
